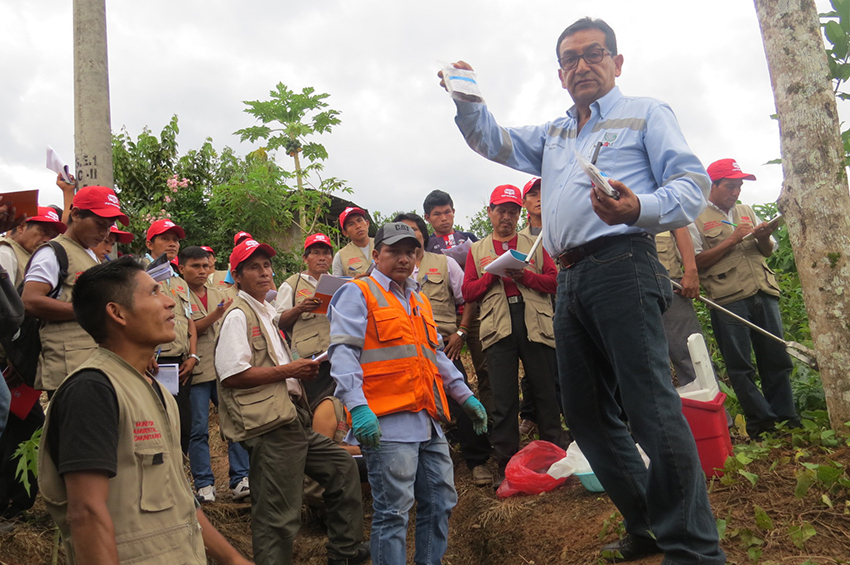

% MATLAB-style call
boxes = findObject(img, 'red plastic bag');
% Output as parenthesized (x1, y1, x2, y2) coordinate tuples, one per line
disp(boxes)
(496, 440, 568, 498)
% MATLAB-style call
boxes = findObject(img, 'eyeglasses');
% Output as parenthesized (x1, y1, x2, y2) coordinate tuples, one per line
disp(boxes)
(558, 48, 611, 71)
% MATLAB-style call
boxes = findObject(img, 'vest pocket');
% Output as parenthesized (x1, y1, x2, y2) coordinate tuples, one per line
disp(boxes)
(135, 449, 176, 512)
(232, 386, 280, 431)
(373, 308, 404, 342)
(704, 260, 743, 301)
(295, 330, 323, 359)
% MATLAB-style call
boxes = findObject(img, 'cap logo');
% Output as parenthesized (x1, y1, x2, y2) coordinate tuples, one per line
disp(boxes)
(503, 188, 516, 196)
(246, 240, 259, 249)
(106, 193, 120, 207)
(164, 220, 174, 228)
(46, 211, 59, 221)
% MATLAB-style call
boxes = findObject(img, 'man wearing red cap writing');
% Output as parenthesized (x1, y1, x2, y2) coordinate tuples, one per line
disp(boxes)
(689, 159, 800, 439)
(216, 238, 367, 565)
(463, 185, 565, 484)
(332, 207, 373, 276)
(22, 186, 129, 393)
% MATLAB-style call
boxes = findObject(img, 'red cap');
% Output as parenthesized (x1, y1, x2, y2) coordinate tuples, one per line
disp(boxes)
(27, 206, 67, 234)
(304, 232, 333, 250)
(229, 238, 276, 272)
(200, 245, 215, 254)
(338, 207, 367, 229)
(233, 231, 253, 245)
(146, 219, 186, 241)
(109, 226, 134, 244)
(170, 257, 179, 267)
(489, 185, 523, 207)
(522, 177, 541, 198)
(706, 159, 756, 182)
(72, 186, 129, 225)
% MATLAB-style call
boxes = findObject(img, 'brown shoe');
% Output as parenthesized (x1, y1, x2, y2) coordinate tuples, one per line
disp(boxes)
(472, 465, 494, 487)
(519, 419, 537, 436)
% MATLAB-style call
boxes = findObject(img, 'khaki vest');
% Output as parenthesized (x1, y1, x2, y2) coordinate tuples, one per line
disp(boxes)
(38, 348, 205, 565)
(207, 270, 232, 292)
(36, 234, 99, 392)
(188, 286, 227, 384)
(0, 235, 31, 286)
(470, 233, 555, 350)
(655, 231, 683, 278)
(416, 252, 458, 339)
(157, 275, 191, 358)
(694, 204, 780, 305)
(338, 239, 374, 276)
(518, 224, 542, 238)
(216, 298, 298, 442)
(284, 273, 330, 359)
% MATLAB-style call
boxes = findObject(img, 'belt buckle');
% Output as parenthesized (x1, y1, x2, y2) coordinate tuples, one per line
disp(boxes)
(507, 295, 521, 304)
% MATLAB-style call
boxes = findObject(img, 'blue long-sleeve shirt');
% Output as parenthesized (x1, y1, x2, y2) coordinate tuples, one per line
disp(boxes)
(454, 86, 709, 256)
(328, 269, 473, 444)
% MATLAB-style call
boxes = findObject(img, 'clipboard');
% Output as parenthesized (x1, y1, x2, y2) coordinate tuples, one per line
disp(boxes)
(483, 233, 544, 277)
(0, 190, 39, 222)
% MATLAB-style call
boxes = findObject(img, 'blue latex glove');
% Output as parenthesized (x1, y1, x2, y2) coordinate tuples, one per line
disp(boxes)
(461, 396, 488, 435)
(350, 405, 381, 448)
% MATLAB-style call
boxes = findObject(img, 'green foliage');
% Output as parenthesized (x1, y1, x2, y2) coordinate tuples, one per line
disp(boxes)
(596, 511, 625, 541)
(467, 206, 493, 239)
(821, 0, 850, 163)
(14, 427, 42, 496)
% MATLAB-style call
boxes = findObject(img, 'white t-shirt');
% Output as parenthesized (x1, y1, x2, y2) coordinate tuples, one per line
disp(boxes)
(0, 245, 20, 285)
(25, 244, 98, 290)
(215, 290, 301, 397)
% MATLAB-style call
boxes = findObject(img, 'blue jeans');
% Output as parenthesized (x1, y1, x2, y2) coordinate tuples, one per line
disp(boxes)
(710, 291, 799, 438)
(189, 381, 250, 489)
(363, 435, 457, 565)
(555, 234, 724, 565)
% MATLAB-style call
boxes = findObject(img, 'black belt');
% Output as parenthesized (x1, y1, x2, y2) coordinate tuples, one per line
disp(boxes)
(557, 233, 651, 269)
(507, 295, 523, 304)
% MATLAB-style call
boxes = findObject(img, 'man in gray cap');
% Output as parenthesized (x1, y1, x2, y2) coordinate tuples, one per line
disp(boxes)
(328, 222, 488, 565)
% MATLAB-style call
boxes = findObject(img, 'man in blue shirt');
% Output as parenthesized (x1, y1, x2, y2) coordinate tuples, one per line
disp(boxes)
(440, 17, 724, 565)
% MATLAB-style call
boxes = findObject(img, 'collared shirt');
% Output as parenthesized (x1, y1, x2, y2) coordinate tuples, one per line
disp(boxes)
(275, 272, 319, 314)
(454, 86, 709, 255)
(215, 290, 302, 397)
(412, 255, 465, 305)
(327, 269, 473, 444)
(687, 202, 778, 254)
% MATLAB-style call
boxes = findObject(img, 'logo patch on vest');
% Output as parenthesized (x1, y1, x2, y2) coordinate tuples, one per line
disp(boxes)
(428, 268, 440, 273)
(347, 257, 361, 266)
(251, 326, 262, 337)
(703, 220, 722, 231)
(480, 256, 493, 268)
(134, 420, 162, 442)
(741, 216, 751, 223)
(297, 289, 312, 297)
(191, 304, 200, 312)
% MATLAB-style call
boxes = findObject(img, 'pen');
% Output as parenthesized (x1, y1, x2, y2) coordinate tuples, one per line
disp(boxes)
(590, 141, 603, 165)
(155, 347, 162, 361)
(721, 220, 737, 227)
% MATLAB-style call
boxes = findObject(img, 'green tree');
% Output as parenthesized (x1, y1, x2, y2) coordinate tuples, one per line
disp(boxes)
(235, 83, 348, 238)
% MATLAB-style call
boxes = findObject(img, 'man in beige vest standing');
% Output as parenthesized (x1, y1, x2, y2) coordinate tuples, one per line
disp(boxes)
(216, 238, 367, 565)
(143, 219, 199, 455)
(22, 186, 128, 394)
(0, 207, 66, 286)
(38, 256, 251, 565)
(520, 177, 542, 238)
(276, 233, 335, 408)
(463, 185, 566, 483)
(332, 207, 373, 276)
(178, 246, 250, 504)
(689, 158, 800, 439)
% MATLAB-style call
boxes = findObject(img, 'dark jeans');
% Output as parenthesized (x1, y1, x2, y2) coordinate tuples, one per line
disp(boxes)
(445, 358, 492, 469)
(710, 291, 799, 437)
(464, 312, 493, 415)
(661, 280, 703, 387)
(486, 301, 565, 470)
(555, 233, 724, 565)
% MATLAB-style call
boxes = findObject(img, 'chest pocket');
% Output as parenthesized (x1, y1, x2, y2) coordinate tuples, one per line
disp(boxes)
(372, 308, 404, 342)
(135, 445, 176, 513)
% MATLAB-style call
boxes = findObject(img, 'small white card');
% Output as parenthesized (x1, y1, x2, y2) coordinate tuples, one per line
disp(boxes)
(155, 363, 180, 395)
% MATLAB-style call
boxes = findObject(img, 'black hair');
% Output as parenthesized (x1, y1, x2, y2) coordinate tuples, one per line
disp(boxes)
(423, 190, 454, 215)
(234, 251, 271, 278)
(73, 255, 144, 344)
(66, 208, 97, 226)
(392, 212, 429, 243)
(555, 17, 618, 60)
(178, 245, 210, 264)
(304, 243, 333, 258)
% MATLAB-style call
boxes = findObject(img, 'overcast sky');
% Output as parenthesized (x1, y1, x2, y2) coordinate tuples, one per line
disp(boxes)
(0, 0, 840, 228)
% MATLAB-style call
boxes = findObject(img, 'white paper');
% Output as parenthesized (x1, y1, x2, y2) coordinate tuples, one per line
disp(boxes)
(147, 263, 173, 283)
(483, 249, 528, 277)
(439, 239, 472, 267)
(155, 363, 180, 395)
(312, 350, 328, 363)
(315, 273, 351, 296)
(46, 146, 72, 183)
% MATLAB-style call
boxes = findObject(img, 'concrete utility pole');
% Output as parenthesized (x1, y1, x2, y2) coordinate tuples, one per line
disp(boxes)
(754, 0, 850, 430)
(73, 0, 114, 189)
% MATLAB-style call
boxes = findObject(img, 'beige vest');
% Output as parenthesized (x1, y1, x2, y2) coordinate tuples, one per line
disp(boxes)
(284, 273, 330, 359)
(0, 235, 31, 286)
(36, 234, 99, 392)
(207, 270, 232, 292)
(338, 239, 374, 276)
(157, 275, 191, 358)
(188, 286, 227, 384)
(655, 231, 683, 278)
(38, 348, 205, 565)
(416, 252, 458, 339)
(470, 233, 555, 350)
(694, 204, 780, 305)
(216, 298, 298, 442)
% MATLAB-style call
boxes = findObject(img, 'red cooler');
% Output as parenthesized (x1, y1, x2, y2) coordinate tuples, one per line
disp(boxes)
(680, 392, 732, 477)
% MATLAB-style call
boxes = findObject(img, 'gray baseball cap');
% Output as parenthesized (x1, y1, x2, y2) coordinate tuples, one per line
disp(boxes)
(374, 222, 422, 248)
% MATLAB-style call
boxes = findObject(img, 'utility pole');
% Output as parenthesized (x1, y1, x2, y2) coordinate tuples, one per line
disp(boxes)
(73, 0, 114, 189)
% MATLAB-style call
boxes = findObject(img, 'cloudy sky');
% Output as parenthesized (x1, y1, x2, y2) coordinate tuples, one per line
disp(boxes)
(0, 0, 840, 228)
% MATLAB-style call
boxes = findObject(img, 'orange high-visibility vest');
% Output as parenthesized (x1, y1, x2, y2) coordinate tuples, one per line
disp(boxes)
(352, 276, 451, 423)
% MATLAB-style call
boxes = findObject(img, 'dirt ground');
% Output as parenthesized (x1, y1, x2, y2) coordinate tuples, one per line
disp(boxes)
(2, 359, 850, 564)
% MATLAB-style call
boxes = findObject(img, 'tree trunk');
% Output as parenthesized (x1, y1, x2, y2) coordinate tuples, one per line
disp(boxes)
(755, 0, 850, 430)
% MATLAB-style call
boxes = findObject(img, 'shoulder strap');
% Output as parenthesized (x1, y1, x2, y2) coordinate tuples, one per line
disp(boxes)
(18, 240, 70, 299)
